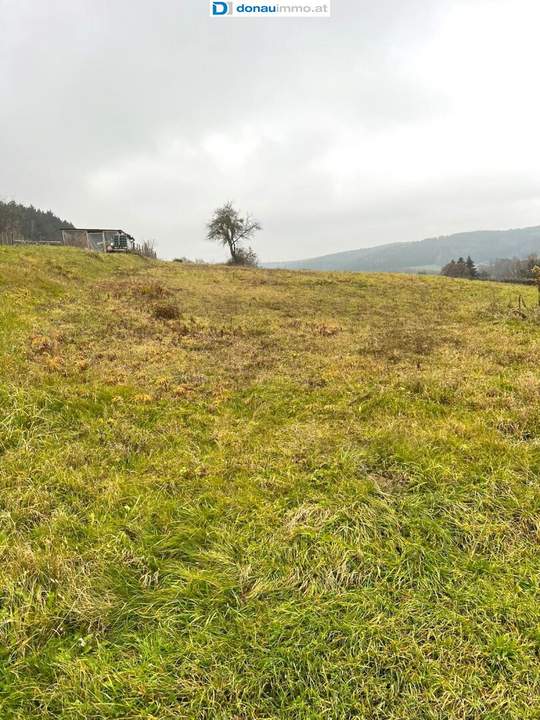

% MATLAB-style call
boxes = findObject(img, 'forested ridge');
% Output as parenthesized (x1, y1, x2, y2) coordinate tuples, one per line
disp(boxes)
(0, 199, 73, 244)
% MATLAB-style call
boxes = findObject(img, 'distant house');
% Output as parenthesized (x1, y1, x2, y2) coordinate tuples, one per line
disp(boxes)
(60, 228, 135, 253)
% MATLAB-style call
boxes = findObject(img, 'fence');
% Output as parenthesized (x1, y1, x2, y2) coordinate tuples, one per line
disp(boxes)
(0, 231, 62, 246)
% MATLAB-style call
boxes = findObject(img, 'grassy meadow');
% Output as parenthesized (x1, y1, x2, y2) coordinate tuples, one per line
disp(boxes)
(1, 245, 540, 718)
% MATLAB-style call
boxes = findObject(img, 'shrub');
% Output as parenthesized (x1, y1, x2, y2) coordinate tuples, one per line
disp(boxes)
(226, 246, 258, 267)
(152, 302, 180, 320)
(139, 282, 168, 299)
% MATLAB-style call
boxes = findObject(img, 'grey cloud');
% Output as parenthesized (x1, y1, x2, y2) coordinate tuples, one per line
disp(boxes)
(1, 0, 539, 261)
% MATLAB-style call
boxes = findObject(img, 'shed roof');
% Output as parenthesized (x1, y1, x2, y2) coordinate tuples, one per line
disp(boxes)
(61, 228, 134, 240)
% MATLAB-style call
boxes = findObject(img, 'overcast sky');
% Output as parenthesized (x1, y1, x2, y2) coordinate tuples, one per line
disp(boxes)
(2, 0, 540, 261)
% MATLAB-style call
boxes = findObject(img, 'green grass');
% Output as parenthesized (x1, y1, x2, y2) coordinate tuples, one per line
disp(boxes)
(1, 245, 540, 718)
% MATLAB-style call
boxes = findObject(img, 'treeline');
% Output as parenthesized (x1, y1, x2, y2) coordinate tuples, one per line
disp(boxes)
(0, 200, 73, 244)
(441, 254, 540, 281)
(482, 255, 540, 281)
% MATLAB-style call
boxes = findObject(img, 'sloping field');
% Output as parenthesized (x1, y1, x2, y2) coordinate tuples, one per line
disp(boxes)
(1, 246, 540, 718)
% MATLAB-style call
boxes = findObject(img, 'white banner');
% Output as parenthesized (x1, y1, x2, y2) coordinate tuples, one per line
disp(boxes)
(210, 2, 331, 17)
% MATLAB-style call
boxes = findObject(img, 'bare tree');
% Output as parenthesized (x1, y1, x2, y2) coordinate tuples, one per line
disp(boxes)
(207, 202, 261, 265)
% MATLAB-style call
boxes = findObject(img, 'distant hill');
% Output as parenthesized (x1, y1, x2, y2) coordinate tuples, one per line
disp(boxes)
(265, 225, 540, 272)
(0, 200, 73, 244)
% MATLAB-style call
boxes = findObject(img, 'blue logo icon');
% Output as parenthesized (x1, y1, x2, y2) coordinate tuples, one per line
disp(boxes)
(212, 2, 231, 14)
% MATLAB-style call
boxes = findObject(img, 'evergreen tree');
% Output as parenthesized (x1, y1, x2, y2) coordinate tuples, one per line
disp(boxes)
(455, 257, 468, 278)
(466, 255, 479, 279)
